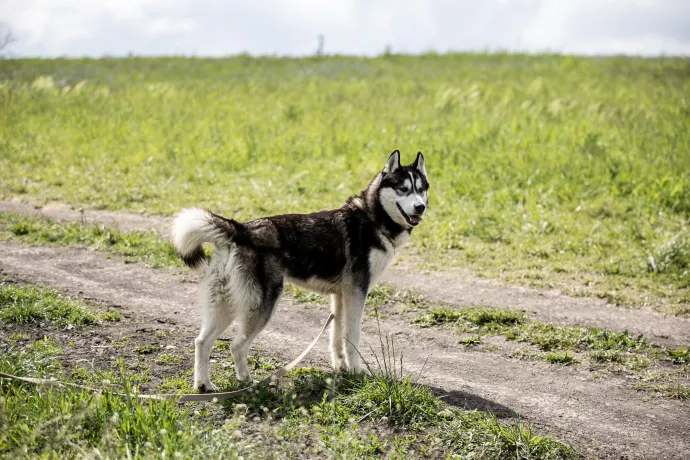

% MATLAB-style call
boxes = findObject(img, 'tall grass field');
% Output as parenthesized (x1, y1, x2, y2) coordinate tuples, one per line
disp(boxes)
(1, 54, 688, 313)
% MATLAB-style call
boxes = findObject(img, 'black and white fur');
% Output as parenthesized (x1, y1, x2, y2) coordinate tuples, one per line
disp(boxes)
(171, 150, 429, 391)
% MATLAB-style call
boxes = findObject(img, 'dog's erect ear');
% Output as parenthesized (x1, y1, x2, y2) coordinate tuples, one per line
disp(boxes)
(383, 150, 401, 174)
(413, 152, 427, 176)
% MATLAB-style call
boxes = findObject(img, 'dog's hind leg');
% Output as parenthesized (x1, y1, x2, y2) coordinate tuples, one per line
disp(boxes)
(231, 280, 282, 383)
(194, 279, 236, 392)
(329, 293, 347, 372)
(342, 287, 367, 373)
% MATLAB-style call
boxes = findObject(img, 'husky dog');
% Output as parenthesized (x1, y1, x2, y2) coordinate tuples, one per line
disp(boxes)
(171, 150, 429, 391)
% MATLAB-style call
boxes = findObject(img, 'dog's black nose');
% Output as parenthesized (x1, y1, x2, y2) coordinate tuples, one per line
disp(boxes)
(415, 204, 426, 214)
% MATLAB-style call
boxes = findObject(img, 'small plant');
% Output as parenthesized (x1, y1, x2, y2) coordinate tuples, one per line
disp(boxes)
(545, 351, 576, 365)
(6, 332, 30, 344)
(414, 307, 525, 331)
(9, 222, 33, 236)
(284, 284, 323, 304)
(134, 344, 160, 355)
(458, 335, 482, 346)
(214, 340, 231, 352)
(636, 383, 690, 401)
(666, 346, 689, 365)
(156, 353, 182, 365)
(101, 311, 121, 322)
(589, 349, 624, 363)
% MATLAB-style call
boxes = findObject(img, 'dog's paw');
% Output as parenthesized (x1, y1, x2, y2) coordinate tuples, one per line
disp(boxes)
(237, 376, 255, 387)
(196, 382, 218, 393)
(331, 358, 347, 373)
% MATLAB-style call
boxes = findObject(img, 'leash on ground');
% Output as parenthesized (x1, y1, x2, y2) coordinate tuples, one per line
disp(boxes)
(0, 313, 334, 402)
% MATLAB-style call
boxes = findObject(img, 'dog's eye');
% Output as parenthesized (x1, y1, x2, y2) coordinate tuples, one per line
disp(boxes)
(399, 187, 410, 194)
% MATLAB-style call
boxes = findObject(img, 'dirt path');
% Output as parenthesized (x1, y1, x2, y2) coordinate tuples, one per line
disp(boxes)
(3, 199, 689, 346)
(1, 241, 688, 459)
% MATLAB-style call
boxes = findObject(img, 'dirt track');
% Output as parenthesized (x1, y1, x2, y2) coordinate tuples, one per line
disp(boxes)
(2, 240, 690, 458)
(2, 199, 689, 346)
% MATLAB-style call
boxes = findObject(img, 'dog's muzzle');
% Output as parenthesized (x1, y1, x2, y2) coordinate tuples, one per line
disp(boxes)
(396, 203, 423, 227)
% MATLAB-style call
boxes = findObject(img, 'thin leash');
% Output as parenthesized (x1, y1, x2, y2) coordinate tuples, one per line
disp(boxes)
(0, 313, 334, 402)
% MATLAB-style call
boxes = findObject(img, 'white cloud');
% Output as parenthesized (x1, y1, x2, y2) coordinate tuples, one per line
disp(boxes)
(2, 0, 689, 57)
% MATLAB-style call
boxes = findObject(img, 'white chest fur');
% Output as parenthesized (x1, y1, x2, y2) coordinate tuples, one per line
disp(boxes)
(368, 231, 409, 288)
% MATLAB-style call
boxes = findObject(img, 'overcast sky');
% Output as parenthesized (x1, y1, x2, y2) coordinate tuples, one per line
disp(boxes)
(3, 0, 690, 58)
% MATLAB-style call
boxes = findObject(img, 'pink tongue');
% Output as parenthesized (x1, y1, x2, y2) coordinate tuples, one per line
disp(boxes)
(409, 215, 422, 225)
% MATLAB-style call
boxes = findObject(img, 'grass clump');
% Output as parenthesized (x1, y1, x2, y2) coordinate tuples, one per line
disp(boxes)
(545, 351, 577, 365)
(459, 335, 483, 346)
(589, 349, 624, 363)
(284, 284, 324, 304)
(134, 344, 160, 355)
(440, 412, 578, 460)
(666, 346, 689, 365)
(101, 310, 121, 321)
(414, 307, 526, 332)
(0, 211, 181, 269)
(636, 383, 690, 401)
(213, 339, 231, 352)
(507, 323, 649, 353)
(414, 305, 661, 370)
(0, 281, 98, 327)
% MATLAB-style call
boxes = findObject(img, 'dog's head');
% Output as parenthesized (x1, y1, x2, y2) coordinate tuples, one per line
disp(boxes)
(378, 150, 429, 229)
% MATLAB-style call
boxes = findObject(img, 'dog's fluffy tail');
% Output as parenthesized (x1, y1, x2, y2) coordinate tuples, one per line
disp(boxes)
(171, 208, 237, 269)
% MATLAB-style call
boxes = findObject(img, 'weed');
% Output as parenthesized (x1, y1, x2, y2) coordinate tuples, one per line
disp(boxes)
(666, 346, 689, 365)
(440, 413, 578, 459)
(506, 323, 649, 353)
(160, 372, 194, 392)
(414, 307, 525, 332)
(284, 284, 324, 304)
(134, 344, 160, 355)
(545, 351, 577, 365)
(589, 350, 624, 363)
(156, 353, 182, 365)
(214, 340, 231, 352)
(459, 335, 483, 346)
(5, 332, 29, 345)
(102, 311, 121, 322)
(636, 383, 690, 400)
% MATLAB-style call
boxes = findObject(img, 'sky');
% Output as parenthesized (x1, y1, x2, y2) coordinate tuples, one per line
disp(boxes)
(2, 0, 690, 58)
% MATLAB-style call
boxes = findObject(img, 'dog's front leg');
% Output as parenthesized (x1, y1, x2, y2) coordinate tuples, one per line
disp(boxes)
(329, 293, 347, 372)
(342, 288, 367, 373)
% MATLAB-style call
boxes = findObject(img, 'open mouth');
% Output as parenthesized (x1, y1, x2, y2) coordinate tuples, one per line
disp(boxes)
(396, 203, 423, 227)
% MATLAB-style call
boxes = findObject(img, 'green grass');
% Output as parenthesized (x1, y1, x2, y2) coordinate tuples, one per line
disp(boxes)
(414, 306, 526, 331)
(413, 305, 690, 374)
(416, 306, 649, 353)
(589, 349, 624, 363)
(1, 55, 688, 314)
(666, 346, 690, 365)
(545, 351, 577, 365)
(0, 211, 182, 269)
(1, 283, 579, 459)
(134, 344, 161, 355)
(458, 335, 483, 346)
(0, 281, 100, 327)
(635, 383, 690, 400)
(506, 323, 649, 353)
